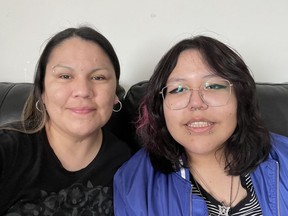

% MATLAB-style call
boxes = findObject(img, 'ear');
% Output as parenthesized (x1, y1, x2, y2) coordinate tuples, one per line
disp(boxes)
(114, 95, 119, 105)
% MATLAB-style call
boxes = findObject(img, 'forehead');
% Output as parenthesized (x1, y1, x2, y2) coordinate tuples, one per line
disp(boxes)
(47, 37, 111, 65)
(178, 49, 204, 62)
(167, 49, 215, 81)
(175, 49, 210, 70)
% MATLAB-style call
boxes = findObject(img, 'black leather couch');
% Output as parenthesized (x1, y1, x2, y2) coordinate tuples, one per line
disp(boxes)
(1, 81, 288, 151)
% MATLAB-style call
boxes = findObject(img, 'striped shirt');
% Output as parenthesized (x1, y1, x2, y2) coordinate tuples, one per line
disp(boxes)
(190, 173, 263, 216)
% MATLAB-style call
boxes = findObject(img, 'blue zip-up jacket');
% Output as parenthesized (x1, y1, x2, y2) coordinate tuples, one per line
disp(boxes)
(114, 133, 288, 215)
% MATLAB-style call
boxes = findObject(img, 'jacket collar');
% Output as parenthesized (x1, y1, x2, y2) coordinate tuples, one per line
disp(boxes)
(251, 158, 279, 216)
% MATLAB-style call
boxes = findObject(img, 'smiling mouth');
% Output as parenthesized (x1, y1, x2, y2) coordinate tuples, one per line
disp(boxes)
(187, 121, 213, 128)
(70, 108, 95, 114)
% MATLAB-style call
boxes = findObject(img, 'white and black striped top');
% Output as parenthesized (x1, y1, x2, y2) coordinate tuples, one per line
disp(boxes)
(190, 173, 263, 216)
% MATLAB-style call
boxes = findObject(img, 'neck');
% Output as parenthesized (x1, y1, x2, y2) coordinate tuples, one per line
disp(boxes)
(190, 164, 241, 209)
(45, 125, 103, 171)
(188, 149, 226, 172)
(188, 150, 246, 209)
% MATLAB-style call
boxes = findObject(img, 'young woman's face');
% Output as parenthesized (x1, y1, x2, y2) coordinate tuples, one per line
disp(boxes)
(42, 37, 118, 138)
(163, 49, 237, 158)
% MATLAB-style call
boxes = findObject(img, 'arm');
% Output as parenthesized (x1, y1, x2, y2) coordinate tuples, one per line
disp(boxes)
(113, 169, 128, 216)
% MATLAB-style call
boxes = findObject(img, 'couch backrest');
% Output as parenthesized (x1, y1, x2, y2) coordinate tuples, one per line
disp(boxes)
(1, 81, 288, 150)
(0, 82, 32, 124)
(0, 82, 126, 141)
(255, 83, 288, 137)
(122, 81, 288, 149)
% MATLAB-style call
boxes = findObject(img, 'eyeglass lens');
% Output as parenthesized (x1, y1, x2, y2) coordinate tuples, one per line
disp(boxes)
(161, 79, 232, 110)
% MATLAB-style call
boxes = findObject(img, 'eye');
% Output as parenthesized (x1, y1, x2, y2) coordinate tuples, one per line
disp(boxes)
(167, 85, 189, 94)
(91, 75, 106, 81)
(59, 74, 72, 79)
(204, 81, 229, 90)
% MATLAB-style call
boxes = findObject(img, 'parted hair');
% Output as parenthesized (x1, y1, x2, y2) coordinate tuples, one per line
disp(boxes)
(137, 35, 271, 175)
(8, 26, 121, 133)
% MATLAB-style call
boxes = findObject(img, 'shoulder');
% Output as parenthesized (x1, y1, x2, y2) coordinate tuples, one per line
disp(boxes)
(269, 132, 288, 162)
(0, 129, 23, 139)
(113, 149, 192, 215)
(0, 129, 42, 143)
(0, 129, 30, 148)
(0, 129, 42, 180)
(270, 132, 288, 153)
(114, 148, 152, 179)
(102, 129, 129, 148)
(100, 129, 132, 162)
(113, 148, 160, 202)
(102, 130, 131, 154)
(0, 129, 44, 160)
(121, 148, 150, 168)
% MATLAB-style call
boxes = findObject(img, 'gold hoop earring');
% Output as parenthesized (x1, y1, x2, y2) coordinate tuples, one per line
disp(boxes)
(113, 100, 122, 112)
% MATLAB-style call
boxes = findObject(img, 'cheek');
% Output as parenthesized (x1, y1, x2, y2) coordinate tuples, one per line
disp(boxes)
(101, 86, 117, 105)
(103, 95, 117, 109)
(227, 111, 237, 126)
(226, 95, 238, 124)
(42, 89, 69, 109)
(42, 79, 69, 103)
(223, 105, 238, 131)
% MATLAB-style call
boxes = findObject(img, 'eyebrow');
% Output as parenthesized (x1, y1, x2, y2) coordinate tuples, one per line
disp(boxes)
(52, 64, 72, 71)
(167, 74, 218, 83)
(52, 64, 110, 73)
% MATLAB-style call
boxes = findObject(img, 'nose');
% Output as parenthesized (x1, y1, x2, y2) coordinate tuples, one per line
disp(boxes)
(187, 89, 208, 111)
(72, 78, 94, 98)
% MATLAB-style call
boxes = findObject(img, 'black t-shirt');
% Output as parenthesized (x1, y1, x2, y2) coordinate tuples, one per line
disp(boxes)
(0, 128, 132, 215)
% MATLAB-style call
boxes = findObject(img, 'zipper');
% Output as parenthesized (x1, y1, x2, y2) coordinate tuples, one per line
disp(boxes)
(190, 185, 193, 216)
(275, 161, 280, 216)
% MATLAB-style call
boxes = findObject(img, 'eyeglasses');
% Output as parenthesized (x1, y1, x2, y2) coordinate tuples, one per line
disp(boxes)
(159, 79, 233, 110)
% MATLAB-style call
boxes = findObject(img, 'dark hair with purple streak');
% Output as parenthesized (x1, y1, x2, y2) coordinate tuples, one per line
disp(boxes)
(136, 35, 271, 175)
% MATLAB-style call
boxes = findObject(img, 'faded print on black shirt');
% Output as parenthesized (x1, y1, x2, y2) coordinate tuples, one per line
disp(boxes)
(7, 181, 113, 216)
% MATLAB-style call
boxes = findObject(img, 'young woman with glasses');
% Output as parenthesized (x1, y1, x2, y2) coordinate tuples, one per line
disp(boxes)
(113, 36, 288, 215)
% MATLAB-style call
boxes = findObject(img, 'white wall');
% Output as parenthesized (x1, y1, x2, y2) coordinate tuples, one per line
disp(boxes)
(1, 0, 287, 90)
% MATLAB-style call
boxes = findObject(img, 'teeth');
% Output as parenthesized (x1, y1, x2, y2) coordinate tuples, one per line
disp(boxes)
(187, 122, 212, 128)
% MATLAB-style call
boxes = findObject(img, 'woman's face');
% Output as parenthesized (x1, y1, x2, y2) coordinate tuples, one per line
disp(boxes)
(42, 37, 118, 138)
(163, 49, 237, 158)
